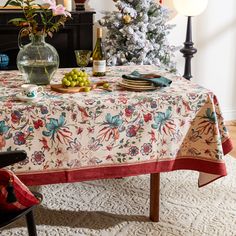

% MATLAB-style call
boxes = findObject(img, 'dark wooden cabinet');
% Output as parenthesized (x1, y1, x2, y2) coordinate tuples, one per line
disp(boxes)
(0, 10, 95, 69)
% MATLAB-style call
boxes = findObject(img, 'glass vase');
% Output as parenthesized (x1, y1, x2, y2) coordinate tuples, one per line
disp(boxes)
(17, 34, 59, 85)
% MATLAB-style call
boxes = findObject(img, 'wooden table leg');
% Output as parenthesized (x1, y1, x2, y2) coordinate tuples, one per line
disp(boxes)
(149, 173, 160, 222)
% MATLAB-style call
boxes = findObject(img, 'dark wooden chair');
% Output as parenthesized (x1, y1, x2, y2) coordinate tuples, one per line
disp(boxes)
(0, 150, 42, 236)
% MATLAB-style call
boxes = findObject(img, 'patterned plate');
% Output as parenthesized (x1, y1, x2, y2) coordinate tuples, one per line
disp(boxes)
(122, 78, 152, 86)
(118, 81, 158, 91)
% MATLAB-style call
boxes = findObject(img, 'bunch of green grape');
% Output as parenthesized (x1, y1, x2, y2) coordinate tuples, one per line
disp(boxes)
(62, 69, 91, 88)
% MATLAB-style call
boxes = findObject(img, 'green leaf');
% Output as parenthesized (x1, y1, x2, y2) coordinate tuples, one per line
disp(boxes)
(3, 0, 19, 7)
(27, 135, 34, 140)
(40, 12, 46, 25)
(8, 18, 27, 25)
(4, 0, 22, 7)
(3, 0, 12, 7)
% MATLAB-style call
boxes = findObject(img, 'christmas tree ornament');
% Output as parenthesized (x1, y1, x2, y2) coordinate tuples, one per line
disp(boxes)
(117, 13, 123, 20)
(123, 14, 132, 24)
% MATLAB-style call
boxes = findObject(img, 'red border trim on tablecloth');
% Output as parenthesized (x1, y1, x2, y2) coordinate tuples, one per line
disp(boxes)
(16, 138, 233, 186)
(222, 138, 234, 155)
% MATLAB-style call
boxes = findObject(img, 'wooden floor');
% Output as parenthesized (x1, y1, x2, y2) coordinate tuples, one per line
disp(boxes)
(226, 121, 236, 157)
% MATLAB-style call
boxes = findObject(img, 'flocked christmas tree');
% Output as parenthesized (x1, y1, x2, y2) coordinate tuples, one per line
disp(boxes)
(99, 0, 177, 72)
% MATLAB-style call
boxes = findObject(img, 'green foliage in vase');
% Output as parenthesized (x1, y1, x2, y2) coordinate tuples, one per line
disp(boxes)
(4, 0, 71, 37)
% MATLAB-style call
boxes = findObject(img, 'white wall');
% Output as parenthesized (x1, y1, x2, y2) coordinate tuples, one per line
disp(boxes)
(87, 0, 236, 121)
(193, 0, 236, 121)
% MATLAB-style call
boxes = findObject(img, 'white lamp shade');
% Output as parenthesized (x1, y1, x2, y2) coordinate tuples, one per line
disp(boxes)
(173, 0, 208, 16)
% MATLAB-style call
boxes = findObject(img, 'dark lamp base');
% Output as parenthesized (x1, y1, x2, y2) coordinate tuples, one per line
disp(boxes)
(181, 16, 197, 81)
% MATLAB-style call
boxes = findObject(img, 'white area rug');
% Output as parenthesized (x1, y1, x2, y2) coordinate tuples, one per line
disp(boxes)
(1, 156, 236, 236)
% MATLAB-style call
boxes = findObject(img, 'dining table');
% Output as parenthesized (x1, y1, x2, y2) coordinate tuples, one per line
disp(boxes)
(0, 65, 233, 222)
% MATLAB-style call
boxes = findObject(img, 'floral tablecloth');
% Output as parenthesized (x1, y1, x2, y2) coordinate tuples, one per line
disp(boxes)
(0, 65, 233, 187)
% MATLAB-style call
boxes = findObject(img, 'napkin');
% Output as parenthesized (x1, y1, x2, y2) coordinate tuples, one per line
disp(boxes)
(122, 70, 172, 87)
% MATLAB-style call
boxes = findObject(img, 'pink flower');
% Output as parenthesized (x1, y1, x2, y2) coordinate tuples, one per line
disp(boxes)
(43, 0, 71, 17)
(31, 151, 45, 165)
(125, 107, 134, 117)
(144, 113, 152, 122)
(141, 143, 152, 156)
(126, 125, 138, 137)
(53, 4, 71, 17)
(7, 0, 71, 36)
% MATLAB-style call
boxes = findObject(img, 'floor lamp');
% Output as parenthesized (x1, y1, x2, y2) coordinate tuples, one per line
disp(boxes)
(173, 0, 208, 80)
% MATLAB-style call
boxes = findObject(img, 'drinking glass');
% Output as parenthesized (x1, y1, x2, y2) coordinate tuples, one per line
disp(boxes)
(74, 50, 92, 72)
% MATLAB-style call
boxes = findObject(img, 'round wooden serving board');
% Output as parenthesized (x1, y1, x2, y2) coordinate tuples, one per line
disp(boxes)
(50, 81, 110, 93)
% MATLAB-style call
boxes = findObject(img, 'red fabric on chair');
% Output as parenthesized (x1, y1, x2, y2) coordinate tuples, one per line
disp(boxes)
(0, 169, 39, 212)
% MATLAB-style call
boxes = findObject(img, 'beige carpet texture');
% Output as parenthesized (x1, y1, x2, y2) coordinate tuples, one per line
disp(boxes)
(1, 156, 236, 236)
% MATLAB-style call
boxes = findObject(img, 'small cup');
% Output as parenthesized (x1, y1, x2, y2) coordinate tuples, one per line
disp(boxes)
(21, 84, 44, 98)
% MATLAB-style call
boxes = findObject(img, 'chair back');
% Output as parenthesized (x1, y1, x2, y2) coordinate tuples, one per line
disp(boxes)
(0, 150, 27, 168)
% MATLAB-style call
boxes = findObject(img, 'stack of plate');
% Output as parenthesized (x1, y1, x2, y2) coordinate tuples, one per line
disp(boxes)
(118, 78, 158, 91)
